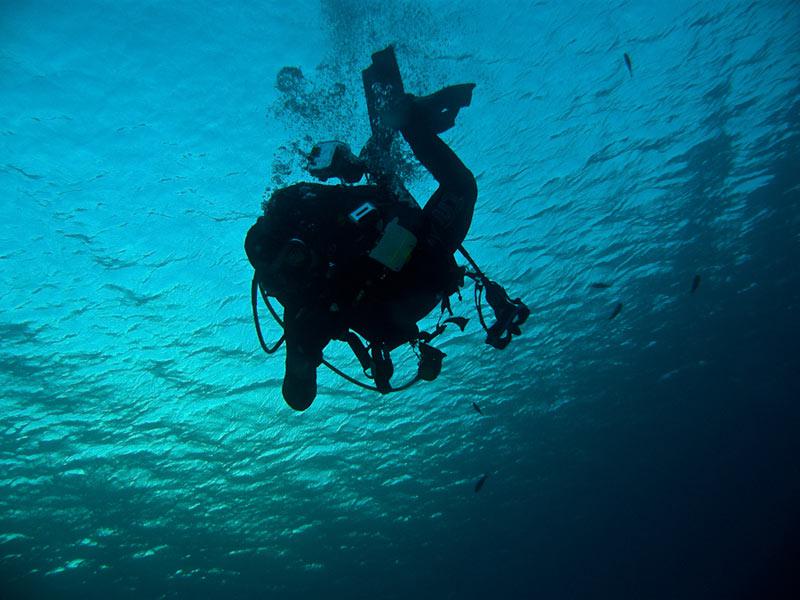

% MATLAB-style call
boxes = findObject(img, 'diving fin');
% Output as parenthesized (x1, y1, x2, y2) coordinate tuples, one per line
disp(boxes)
(362, 46, 475, 137)
(362, 45, 406, 150)
(411, 83, 476, 134)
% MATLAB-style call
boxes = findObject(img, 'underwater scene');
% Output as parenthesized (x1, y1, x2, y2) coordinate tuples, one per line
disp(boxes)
(1, 0, 799, 598)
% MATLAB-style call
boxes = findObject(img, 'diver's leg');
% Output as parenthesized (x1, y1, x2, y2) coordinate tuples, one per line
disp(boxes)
(400, 111, 477, 199)
(281, 306, 333, 411)
(282, 341, 318, 411)
(401, 121, 478, 253)
(420, 187, 475, 253)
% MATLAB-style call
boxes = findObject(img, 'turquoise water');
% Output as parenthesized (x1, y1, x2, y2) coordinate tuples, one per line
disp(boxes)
(2, 1, 799, 598)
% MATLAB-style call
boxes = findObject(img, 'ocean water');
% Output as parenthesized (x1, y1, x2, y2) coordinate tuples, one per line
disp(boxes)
(1, 0, 799, 598)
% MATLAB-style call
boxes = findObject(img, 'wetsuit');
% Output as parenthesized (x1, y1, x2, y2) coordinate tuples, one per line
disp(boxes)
(246, 109, 477, 411)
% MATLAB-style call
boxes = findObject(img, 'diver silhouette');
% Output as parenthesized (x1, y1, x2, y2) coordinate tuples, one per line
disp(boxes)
(245, 46, 528, 410)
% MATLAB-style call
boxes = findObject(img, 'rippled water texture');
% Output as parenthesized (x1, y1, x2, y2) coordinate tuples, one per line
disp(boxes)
(1, 1, 799, 598)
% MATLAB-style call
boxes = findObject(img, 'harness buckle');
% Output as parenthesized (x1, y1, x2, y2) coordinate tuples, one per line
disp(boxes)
(349, 202, 378, 225)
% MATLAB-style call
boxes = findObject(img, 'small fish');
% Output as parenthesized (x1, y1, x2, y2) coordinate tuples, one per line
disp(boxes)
(590, 282, 612, 289)
(474, 474, 489, 493)
(609, 302, 623, 320)
(472, 402, 483, 415)
(691, 274, 701, 293)
(624, 53, 633, 77)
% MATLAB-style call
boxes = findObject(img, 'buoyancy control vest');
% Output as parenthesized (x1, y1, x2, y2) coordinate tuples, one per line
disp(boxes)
(244, 181, 464, 347)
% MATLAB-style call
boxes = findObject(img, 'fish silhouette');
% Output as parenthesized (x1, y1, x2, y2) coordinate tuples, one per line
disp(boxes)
(609, 302, 623, 320)
(624, 53, 633, 77)
(472, 402, 483, 415)
(474, 474, 489, 493)
(590, 282, 612, 289)
(691, 274, 701, 293)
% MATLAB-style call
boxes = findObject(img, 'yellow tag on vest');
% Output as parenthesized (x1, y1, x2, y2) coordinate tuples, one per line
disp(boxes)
(369, 218, 417, 271)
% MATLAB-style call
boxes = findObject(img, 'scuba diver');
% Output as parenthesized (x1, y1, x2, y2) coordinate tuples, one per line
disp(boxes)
(245, 47, 529, 411)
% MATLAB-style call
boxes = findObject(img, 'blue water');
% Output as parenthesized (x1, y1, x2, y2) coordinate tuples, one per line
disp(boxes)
(2, 1, 799, 598)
